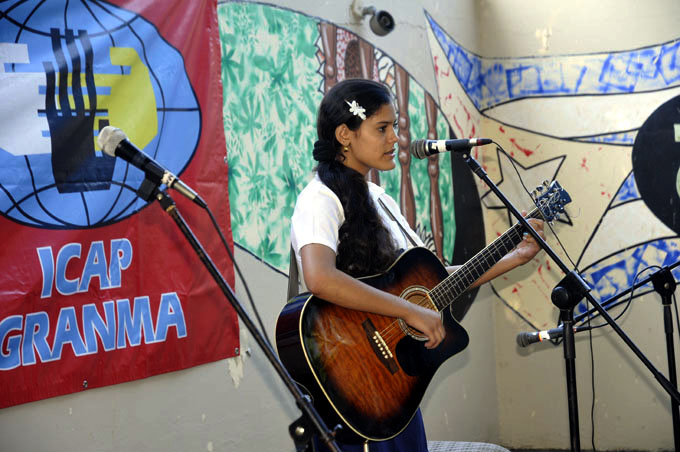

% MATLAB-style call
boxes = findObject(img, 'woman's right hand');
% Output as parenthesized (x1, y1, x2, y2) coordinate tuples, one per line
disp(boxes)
(300, 244, 446, 349)
(402, 302, 445, 349)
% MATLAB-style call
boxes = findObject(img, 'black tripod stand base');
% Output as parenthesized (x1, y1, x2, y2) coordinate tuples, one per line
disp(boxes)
(289, 414, 315, 452)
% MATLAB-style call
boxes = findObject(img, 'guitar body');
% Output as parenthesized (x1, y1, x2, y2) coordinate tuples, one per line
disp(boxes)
(275, 247, 470, 443)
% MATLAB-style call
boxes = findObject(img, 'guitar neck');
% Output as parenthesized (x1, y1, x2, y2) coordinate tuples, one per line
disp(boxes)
(429, 208, 541, 311)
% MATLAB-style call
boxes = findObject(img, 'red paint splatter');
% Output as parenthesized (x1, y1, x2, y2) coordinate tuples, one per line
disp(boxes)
(534, 264, 555, 291)
(453, 116, 464, 137)
(512, 287, 518, 293)
(462, 104, 472, 121)
(598, 184, 611, 198)
(434, 56, 450, 77)
(509, 138, 534, 157)
(470, 125, 476, 137)
(499, 126, 506, 133)
(581, 157, 589, 171)
(546, 260, 551, 271)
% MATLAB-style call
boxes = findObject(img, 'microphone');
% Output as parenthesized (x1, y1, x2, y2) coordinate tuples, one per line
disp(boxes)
(516, 325, 588, 347)
(98, 126, 206, 208)
(410, 138, 492, 159)
(516, 327, 565, 347)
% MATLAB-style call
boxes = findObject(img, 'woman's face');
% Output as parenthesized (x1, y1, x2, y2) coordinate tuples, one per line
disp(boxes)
(341, 103, 398, 176)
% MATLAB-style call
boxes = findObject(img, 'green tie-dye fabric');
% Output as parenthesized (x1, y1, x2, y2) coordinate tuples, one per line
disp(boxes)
(218, 3, 455, 272)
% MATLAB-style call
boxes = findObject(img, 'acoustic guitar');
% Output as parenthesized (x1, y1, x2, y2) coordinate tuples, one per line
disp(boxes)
(275, 181, 571, 443)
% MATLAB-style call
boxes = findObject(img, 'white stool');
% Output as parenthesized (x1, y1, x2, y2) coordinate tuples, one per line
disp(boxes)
(428, 441, 511, 452)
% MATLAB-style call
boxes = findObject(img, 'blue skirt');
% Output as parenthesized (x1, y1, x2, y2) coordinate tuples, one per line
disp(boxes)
(312, 409, 428, 452)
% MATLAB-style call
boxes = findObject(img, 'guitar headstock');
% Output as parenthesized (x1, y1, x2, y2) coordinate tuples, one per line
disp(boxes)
(531, 180, 571, 223)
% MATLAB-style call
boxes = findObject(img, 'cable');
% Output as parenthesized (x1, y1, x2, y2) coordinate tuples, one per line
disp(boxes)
(586, 297, 597, 452)
(576, 265, 663, 450)
(492, 142, 578, 269)
(204, 204, 272, 347)
(487, 141, 580, 348)
(575, 266, 661, 332)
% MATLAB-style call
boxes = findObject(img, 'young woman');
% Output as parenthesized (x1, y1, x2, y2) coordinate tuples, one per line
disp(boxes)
(290, 78, 544, 451)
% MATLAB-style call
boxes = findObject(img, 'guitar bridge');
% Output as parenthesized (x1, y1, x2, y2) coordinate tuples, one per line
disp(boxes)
(362, 318, 399, 375)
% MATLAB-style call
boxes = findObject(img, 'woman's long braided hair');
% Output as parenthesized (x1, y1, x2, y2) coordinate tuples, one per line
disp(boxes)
(313, 79, 400, 277)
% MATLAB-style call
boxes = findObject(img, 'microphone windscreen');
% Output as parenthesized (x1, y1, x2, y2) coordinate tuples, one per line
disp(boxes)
(98, 126, 127, 157)
(409, 140, 428, 159)
(516, 331, 534, 347)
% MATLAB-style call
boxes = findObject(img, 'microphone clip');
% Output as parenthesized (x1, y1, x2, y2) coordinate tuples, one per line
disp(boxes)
(137, 176, 162, 203)
(551, 271, 591, 312)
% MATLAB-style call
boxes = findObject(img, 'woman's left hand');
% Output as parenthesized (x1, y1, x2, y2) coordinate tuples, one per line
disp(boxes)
(513, 215, 546, 265)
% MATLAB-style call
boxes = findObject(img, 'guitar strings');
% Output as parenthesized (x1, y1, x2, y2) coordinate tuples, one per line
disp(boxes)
(376, 192, 555, 345)
(377, 227, 526, 344)
(378, 226, 524, 343)
(433, 226, 523, 304)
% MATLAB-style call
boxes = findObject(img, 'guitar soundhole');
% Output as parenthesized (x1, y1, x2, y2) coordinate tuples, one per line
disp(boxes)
(398, 285, 440, 341)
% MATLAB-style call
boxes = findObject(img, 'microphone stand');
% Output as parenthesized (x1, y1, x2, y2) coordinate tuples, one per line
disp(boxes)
(458, 149, 680, 452)
(573, 261, 680, 446)
(652, 267, 680, 451)
(565, 261, 680, 449)
(135, 178, 342, 452)
(522, 261, 680, 448)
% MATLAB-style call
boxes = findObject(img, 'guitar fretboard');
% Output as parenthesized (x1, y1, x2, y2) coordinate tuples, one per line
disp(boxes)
(429, 208, 541, 312)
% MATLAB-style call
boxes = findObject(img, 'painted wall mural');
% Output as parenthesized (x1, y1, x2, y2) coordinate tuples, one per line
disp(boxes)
(427, 13, 680, 327)
(217, 3, 488, 319)
(217, 2, 679, 330)
(427, 13, 680, 146)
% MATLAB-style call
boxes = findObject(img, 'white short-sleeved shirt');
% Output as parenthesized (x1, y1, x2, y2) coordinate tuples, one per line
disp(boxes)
(291, 173, 424, 291)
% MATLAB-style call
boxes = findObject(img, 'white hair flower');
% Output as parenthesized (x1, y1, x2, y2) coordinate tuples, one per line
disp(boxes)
(345, 100, 366, 120)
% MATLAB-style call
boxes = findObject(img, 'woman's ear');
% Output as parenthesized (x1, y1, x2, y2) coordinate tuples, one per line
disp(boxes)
(335, 124, 351, 147)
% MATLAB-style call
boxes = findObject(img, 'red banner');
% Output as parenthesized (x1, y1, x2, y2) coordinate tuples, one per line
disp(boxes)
(0, 0, 239, 408)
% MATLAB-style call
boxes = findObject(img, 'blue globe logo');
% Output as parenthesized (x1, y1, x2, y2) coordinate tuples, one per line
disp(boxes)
(0, 0, 200, 228)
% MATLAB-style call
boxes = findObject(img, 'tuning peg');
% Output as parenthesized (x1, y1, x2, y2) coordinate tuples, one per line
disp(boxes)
(532, 184, 544, 198)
